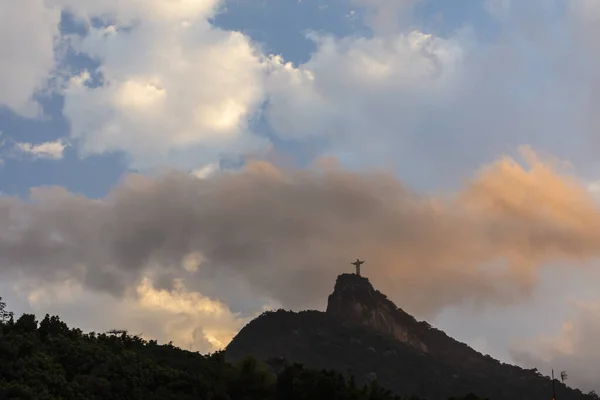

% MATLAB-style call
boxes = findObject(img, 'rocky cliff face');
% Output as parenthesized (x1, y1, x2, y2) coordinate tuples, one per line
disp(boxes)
(325, 273, 505, 373)
(326, 273, 428, 352)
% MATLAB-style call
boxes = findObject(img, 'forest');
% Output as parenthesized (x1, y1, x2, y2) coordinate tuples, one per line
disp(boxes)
(0, 296, 486, 400)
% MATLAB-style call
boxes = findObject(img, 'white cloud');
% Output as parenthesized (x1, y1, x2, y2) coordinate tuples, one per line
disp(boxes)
(192, 163, 219, 179)
(1, 0, 599, 181)
(0, 0, 61, 116)
(60, 0, 271, 170)
(14, 140, 67, 160)
(135, 277, 246, 350)
(17, 278, 83, 307)
(13, 274, 247, 353)
(351, 0, 419, 34)
(5, 0, 594, 182)
(53, 0, 220, 25)
(265, 30, 464, 172)
(262, 1, 600, 190)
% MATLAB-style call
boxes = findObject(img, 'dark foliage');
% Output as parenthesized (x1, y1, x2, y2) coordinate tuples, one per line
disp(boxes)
(0, 297, 484, 400)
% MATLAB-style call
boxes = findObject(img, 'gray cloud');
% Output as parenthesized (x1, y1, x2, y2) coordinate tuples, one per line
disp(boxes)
(511, 299, 600, 393)
(2, 148, 600, 319)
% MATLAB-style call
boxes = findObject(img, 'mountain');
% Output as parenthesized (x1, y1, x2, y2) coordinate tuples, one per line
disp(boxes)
(225, 273, 592, 400)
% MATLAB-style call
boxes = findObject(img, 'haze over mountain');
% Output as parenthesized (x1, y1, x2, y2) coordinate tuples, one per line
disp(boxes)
(3, 0, 600, 393)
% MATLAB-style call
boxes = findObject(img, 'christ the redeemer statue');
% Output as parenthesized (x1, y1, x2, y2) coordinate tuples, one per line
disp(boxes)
(351, 259, 365, 276)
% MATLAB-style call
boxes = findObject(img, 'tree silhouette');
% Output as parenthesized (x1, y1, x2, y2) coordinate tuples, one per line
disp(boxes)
(0, 296, 13, 324)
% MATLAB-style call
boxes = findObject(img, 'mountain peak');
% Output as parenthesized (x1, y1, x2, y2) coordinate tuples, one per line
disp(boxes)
(326, 273, 381, 317)
(226, 272, 592, 400)
(326, 273, 428, 352)
(329, 272, 374, 296)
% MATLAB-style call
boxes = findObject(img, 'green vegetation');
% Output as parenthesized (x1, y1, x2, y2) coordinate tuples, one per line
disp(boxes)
(0, 297, 486, 400)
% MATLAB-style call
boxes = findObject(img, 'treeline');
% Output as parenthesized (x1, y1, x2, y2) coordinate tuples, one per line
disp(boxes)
(0, 297, 486, 400)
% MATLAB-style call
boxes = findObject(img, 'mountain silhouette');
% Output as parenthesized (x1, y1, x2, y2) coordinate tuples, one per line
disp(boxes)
(226, 273, 592, 400)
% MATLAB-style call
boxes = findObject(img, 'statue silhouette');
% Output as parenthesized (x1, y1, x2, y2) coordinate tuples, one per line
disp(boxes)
(351, 259, 365, 276)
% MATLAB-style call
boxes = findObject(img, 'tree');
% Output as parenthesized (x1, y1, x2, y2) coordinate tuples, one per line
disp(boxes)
(14, 314, 38, 332)
(0, 296, 14, 324)
(38, 314, 69, 338)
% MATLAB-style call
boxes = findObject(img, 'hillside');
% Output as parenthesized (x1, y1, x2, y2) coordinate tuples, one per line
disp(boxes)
(0, 300, 411, 400)
(226, 273, 594, 400)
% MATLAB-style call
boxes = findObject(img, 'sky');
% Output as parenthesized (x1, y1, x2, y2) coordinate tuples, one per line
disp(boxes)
(3, 0, 600, 392)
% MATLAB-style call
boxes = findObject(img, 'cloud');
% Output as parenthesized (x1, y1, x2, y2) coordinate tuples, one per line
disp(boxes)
(1, 147, 600, 319)
(3, 0, 598, 183)
(264, 0, 600, 188)
(0, 0, 61, 116)
(57, 0, 271, 170)
(266, 29, 463, 141)
(53, 0, 220, 24)
(483, 0, 512, 18)
(133, 277, 247, 350)
(264, 25, 486, 182)
(3, 0, 600, 389)
(192, 164, 220, 179)
(511, 299, 600, 393)
(13, 140, 67, 160)
(2, 0, 600, 183)
(351, 0, 419, 34)
(12, 275, 247, 353)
